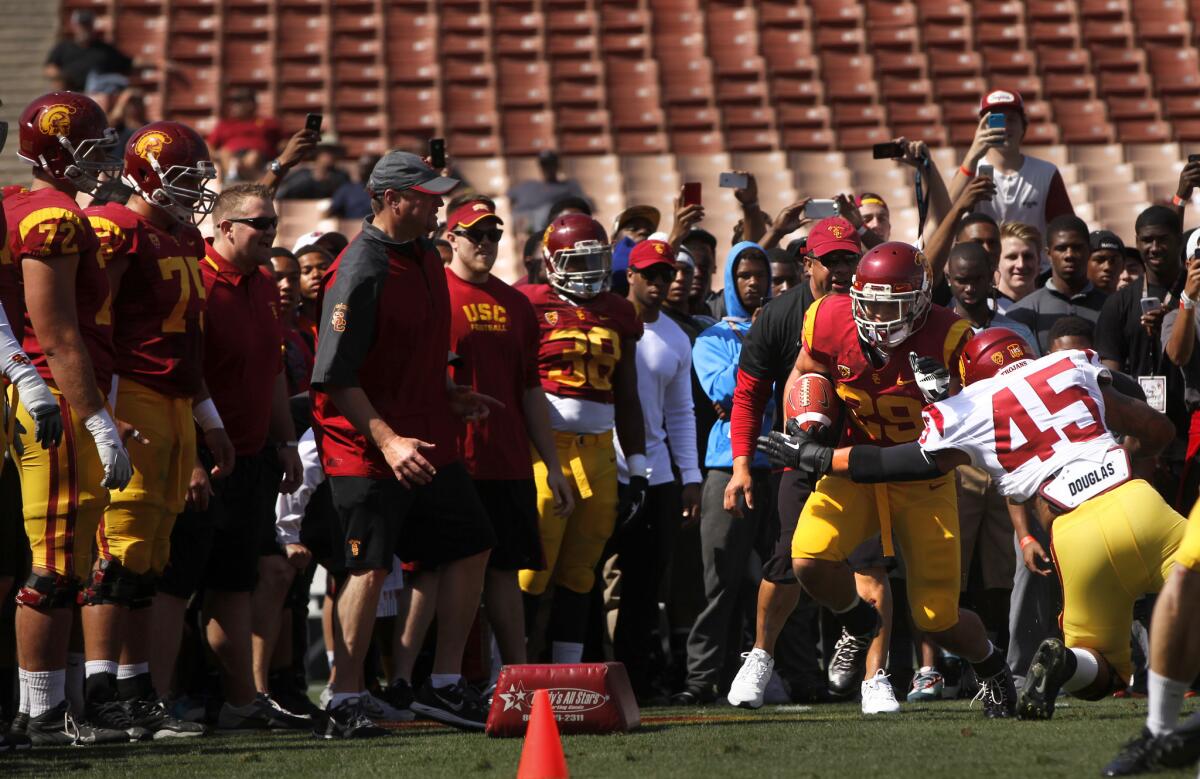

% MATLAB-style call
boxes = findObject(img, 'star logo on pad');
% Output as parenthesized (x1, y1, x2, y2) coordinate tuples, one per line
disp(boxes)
(499, 681, 532, 712)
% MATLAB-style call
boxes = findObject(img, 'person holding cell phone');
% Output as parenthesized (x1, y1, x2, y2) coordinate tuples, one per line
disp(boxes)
(949, 89, 1074, 242)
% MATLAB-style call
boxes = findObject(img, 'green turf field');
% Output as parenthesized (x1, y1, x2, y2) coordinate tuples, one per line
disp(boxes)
(5, 697, 1198, 778)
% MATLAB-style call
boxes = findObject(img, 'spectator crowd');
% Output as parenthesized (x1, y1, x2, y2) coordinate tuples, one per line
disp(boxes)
(1, 63, 1199, 765)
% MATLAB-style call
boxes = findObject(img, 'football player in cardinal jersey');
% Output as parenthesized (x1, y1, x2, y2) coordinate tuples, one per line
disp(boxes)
(759, 328, 1200, 770)
(82, 121, 233, 738)
(518, 214, 646, 665)
(5, 92, 135, 746)
(774, 241, 1019, 717)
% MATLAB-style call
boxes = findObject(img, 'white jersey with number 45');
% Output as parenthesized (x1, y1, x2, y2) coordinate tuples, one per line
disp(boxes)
(918, 349, 1119, 503)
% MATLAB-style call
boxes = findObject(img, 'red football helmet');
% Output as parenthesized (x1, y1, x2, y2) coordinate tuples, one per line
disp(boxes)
(17, 92, 121, 195)
(123, 121, 217, 225)
(850, 241, 932, 350)
(542, 214, 611, 299)
(958, 327, 1034, 385)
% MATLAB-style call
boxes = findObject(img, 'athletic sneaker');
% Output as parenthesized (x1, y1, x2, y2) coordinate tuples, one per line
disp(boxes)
(27, 702, 129, 746)
(670, 684, 718, 706)
(85, 698, 149, 741)
(315, 698, 387, 740)
(827, 628, 875, 697)
(1102, 729, 1162, 776)
(0, 730, 31, 751)
(217, 695, 308, 730)
(907, 666, 945, 702)
(411, 680, 487, 730)
(861, 670, 901, 714)
(256, 694, 312, 728)
(360, 691, 414, 723)
(1157, 712, 1200, 770)
(727, 649, 774, 709)
(129, 698, 207, 739)
(1017, 638, 1069, 720)
(269, 683, 322, 720)
(11, 712, 27, 734)
(374, 680, 417, 722)
(973, 664, 1017, 719)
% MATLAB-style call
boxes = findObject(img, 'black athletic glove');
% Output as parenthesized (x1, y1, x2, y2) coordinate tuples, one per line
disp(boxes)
(32, 404, 64, 451)
(908, 351, 950, 404)
(756, 419, 834, 478)
(614, 475, 649, 535)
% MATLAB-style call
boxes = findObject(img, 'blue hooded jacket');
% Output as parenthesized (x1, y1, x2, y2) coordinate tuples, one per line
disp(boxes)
(692, 241, 775, 469)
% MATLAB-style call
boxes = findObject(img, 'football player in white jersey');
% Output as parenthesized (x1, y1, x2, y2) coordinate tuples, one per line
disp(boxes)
(759, 328, 1197, 767)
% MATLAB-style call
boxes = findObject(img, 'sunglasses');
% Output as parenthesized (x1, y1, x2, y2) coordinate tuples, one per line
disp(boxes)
(454, 227, 503, 244)
(226, 216, 278, 230)
(635, 265, 675, 284)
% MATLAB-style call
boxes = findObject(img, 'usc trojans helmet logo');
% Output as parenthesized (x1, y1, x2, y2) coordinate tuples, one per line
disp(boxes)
(133, 130, 173, 161)
(1007, 344, 1024, 358)
(991, 352, 1005, 365)
(38, 104, 76, 136)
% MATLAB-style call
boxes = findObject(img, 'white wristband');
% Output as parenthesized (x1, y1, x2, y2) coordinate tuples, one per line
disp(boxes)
(1182, 291, 1196, 310)
(193, 398, 225, 431)
(627, 453, 648, 480)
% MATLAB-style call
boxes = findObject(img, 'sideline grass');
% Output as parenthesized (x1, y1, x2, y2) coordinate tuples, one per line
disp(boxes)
(5, 697, 1197, 778)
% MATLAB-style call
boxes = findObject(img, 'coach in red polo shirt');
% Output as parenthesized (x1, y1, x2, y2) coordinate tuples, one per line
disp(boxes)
(311, 152, 496, 738)
(154, 183, 304, 731)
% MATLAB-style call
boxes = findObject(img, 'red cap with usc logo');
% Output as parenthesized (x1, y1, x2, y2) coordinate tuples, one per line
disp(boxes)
(628, 239, 676, 270)
(807, 216, 861, 258)
(448, 200, 504, 231)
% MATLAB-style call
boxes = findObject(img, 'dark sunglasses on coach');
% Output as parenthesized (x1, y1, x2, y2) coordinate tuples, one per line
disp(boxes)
(454, 226, 503, 244)
(636, 265, 675, 284)
(226, 216, 279, 230)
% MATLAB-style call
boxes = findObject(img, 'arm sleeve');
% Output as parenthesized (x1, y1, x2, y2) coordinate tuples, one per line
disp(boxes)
(664, 337, 701, 484)
(1093, 292, 1126, 364)
(275, 430, 324, 547)
(692, 326, 739, 406)
(1044, 170, 1074, 223)
(310, 262, 381, 390)
(848, 441, 943, 483)
(731, 368, 772, 459)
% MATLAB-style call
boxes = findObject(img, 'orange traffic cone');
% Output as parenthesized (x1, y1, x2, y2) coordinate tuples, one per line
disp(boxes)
(516, 688, 569, 779)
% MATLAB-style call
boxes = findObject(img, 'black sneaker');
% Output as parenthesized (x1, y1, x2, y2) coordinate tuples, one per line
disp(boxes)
(11, 712, 28, 734)
(315, 698, 387, 740)
(1158, 712, 1200, 769)
(1103, 729, 1163, 776)
(130, 698, 207, 739)
(670, 685, 718, 706)
(27, 702, 129, 746)
(85, 699, 149, 741)
(0, 730, 31, 751)
(1017, 638, 1069, 720)
(269, 683, 322, 719)
(974, 664, 1017, 719)
(257, 693, 312, 728)
(411, 680, 487, 731)
(827, 624, 878, 697)
(369, 681, 416, 722)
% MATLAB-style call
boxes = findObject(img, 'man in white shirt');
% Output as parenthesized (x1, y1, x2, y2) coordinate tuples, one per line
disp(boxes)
(951, 89, 1074, 241)
(610, 239, 702, 700)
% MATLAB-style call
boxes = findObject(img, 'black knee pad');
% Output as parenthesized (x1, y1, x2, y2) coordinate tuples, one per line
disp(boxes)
(15, 572, 78, 610)
(80, 557, 141, 607)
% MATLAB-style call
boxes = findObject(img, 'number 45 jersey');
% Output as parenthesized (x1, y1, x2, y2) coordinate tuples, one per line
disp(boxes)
(86, 202, 206, 398)
(523, 284, 643, 410)
(919, 349, 1118, 503)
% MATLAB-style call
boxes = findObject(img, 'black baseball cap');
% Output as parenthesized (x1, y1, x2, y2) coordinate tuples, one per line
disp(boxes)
(682, 227, 717, 251)
(367, 150, 459, 196)
(1089, 230, 1125, 253)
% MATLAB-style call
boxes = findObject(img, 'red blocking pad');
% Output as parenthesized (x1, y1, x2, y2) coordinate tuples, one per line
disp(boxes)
(486, 662, 641, 737)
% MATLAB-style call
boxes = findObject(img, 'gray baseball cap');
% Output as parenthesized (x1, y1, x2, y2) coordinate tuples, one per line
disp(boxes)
(367, 151, 459, 197)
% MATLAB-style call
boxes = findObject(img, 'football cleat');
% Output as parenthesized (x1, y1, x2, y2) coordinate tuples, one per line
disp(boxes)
(1157, 712, 1200, 770)
(973, 664, 1017, 719)
(27, 702, 129, 746)
(1017, 638, 1070, 720)
(85, 698, 149, 741)
(727, 649, 774, 709)
(1102, 729, 1162, 776)
(315, 698, 387, 740)
(411, 680, 487, 731)
(861, 669, 901, 715)
(827, 627, 876, 697)
(907, 666, 945, 702)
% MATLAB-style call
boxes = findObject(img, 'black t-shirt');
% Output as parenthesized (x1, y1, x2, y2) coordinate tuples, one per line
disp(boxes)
(738, 282, 817, 429)
(46, 40, 131, 92)
(1095, 277, 1190, 442)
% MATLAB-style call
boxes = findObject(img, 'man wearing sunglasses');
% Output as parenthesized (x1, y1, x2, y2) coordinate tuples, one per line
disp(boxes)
(608, 239, 701, 700)
(153, 182, 305, 733)
(311, 152, 497, 737)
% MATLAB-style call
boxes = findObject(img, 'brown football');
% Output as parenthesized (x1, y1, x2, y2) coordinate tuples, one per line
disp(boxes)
(785, 373, 839, 435)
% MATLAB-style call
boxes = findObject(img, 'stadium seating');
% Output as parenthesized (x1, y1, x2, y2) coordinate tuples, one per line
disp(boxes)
(60, 0, 1200, 272)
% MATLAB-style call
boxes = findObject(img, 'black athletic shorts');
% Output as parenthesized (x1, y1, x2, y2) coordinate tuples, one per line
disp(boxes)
(299, 479, 345, 577)
(0, 460, 28, 579)
(761, 470, 892, 581)
(159, 447, 282, 597)
(474, 479, 543, 571)
(329, 462, 496, 573)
